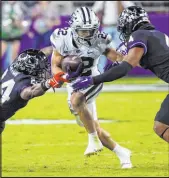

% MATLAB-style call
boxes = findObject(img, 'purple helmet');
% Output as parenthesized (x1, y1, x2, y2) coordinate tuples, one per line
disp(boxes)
(117, 6, 150, 42)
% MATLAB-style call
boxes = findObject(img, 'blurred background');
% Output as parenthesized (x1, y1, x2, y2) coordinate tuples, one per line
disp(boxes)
(1, 1, 169, 76)
(2, 2, 169, 177)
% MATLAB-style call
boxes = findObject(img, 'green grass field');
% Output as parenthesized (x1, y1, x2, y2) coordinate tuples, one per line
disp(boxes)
(2, 88, 169, 177)
(103, 76, 166, 84)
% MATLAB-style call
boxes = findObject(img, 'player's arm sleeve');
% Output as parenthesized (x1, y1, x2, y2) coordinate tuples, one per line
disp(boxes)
(93, 61, 133, 85)
(127, 30, 148, 56)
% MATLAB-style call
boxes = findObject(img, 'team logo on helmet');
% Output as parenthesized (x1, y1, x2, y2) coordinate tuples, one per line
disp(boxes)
(117, 6, 149, 42)
(12, 49, 51, 82)
(69, 6, 100, 46)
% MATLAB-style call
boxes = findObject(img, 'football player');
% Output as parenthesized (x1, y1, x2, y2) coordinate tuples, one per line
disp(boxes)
(0, 49, 67, 134)
(72, 6, 169, 143)
(50, 7, 132, 168)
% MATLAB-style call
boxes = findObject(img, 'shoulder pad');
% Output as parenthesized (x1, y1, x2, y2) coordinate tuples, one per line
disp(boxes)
(97, 32, 112, 44)
(50, 27, 70, 52)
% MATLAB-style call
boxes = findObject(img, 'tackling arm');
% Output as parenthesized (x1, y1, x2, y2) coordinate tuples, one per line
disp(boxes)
(93, 47, 144, 85)
(103, 48, 124, 62)
(20, 72, 68, 100)
(20, 84, 46, 100)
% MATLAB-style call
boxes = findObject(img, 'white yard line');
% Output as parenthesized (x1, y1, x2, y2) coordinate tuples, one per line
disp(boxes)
(6, 119, 114, 125)
(48, 84, 169, 93)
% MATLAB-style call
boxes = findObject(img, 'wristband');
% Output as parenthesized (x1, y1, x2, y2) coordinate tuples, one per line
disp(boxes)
(41, 80, 50, 91)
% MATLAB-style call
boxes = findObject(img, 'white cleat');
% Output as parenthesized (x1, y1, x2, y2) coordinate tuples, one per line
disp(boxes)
(121, 162, 133, 169)
(120, 148, 133, 169)
(84, 140, 103, 156)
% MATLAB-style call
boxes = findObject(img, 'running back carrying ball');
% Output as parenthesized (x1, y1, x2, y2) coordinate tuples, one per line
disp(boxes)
(61, 55, 83, 73)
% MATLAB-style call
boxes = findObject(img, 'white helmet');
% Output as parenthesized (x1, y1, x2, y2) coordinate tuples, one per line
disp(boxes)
(69, 7, 100, 46)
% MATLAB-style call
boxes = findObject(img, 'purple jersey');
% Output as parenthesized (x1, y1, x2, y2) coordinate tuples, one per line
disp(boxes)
(0, 66, 32, 121)
(126, 29, 169, 83)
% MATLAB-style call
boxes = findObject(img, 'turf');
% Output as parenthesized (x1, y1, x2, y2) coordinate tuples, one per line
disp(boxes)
(98, 76, 166, 84)
(2, 92, 169, 177)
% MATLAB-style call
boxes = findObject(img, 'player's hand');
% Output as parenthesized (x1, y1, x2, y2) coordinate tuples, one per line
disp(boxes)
(48, 72, 68, 88)
(65, 63, 83, 82)
(104, 59, 120, 71)
(71, 76, 93, 91)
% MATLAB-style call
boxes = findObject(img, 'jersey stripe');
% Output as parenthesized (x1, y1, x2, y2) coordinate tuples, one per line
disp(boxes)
(86, 84, 103, 102)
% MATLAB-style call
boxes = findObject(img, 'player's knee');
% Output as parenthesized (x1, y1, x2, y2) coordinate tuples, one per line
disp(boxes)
(71, 92, 86, 109)
(75, 115, 84, 127)
(0, 122, 5, 134)
(153, 122, 160, 134)
(153, 121, 167, 136)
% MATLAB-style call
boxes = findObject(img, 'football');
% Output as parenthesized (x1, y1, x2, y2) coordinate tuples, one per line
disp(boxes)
(61, 55, 83, 73)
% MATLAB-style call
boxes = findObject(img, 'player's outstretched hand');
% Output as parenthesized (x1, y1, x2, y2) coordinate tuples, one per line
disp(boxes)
(65, 63, 83, 81)
(71, 76, 93, 91)
(48, 72, 69, 88)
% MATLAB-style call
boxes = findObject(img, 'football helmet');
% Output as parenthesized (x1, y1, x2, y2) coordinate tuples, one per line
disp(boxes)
(117, 6, 150, 42)
(12, 49, 51, 82)
(69, 6, 100, 46)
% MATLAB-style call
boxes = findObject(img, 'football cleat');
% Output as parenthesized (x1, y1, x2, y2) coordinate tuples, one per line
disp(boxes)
(84, 139, 103, 156)
(119, 148, 133, 169)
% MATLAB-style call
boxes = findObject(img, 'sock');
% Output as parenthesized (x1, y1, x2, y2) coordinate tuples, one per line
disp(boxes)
(88, 131, 100, 144)
(113, 144, 131, 164)
(113, 143, 121, 153)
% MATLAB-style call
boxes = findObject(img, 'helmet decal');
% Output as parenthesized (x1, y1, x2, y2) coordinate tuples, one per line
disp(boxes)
(117, 6, 149, 42)
(12, 49, 51, 82)
(69, 7, 100, 46)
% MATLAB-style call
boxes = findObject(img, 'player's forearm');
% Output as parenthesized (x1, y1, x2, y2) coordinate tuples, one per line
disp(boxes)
(52, 65, 63, 75)
(93, 61, 133, 85)
(21, 84, 48, 100)
(105, 48, 124, 62)
(31, 84, 47, 97)
(51, 52, 64, 75)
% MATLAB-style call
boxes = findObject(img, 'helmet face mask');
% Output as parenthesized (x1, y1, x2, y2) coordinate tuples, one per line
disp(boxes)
(117, 6, 150, 42)
(12, 49, 51, 82)
(76, 28, 97, 40)
(69, 7, 100, 46)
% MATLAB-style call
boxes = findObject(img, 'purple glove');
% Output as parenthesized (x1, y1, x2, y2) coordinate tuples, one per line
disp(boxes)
(66, 63, 83, 81)
(104, 59, 120, 71)
(71, 76, 93, 91)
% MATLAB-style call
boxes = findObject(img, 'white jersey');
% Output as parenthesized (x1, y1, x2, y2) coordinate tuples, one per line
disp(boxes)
(50, 27, 114, 121)
(50, 27, 114, 77)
